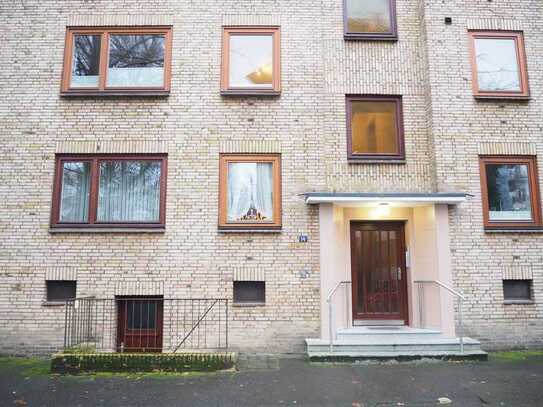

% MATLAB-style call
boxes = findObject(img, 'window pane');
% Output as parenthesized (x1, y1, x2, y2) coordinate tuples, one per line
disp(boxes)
(71, 35, 101, 87)
(229, 35, 273, 88)
(59, 162, 91, 222)
(503, 280, 531, 300)
(46, 281, 77, 302)
(97, 161, 161, 222)
(346, 0, 392, 33)
(474, 38, 521, 91)
(351, 101, 398, 154)
(486, 163, 532, 221)
(107, 34, 165, 87)
(127, 300, 157, 329)
(227, 162, 273, 222)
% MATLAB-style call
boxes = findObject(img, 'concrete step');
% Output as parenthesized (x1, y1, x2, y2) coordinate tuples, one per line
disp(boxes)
(305, 336, 486, 360)
(336, 326, 442, 341)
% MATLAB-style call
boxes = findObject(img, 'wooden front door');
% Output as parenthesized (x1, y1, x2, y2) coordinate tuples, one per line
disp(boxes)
(350, 221, 408, 322)
(116, 296, 163, 352)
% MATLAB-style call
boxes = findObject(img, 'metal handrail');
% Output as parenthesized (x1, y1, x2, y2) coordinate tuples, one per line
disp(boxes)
(414, 280, 465, 353)
(327, 281, 351, 352)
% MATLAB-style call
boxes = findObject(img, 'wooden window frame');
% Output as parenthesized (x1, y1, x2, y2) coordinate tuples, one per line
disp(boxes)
(468, 31, 529, 99)
(61, 26, 173, 96)
(479, 156, 541, 230)
(51, 154, 168, 229)
(218, 154, 282, 230)
(220, 27, 281, 96)
(343, 0, 398, 41)
(346, 95, 405, 161)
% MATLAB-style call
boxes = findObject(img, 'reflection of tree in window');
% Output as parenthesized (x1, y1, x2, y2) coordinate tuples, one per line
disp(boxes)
(109, 35, 164, 68)
(475, 38, 520, 91)
(73, 35, 101, 77)
(487, 164, 530, 215)
(347, 0, 391, 33)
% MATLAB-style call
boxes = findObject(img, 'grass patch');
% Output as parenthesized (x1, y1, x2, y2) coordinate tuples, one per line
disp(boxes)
(0, 357, 50, 377)
(490, 350, 543, 361)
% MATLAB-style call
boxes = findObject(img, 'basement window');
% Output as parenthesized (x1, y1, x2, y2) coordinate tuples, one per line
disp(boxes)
(503, 280, 532, 303)
(233, 281, 265, 305)
(46, 281, 77, 302)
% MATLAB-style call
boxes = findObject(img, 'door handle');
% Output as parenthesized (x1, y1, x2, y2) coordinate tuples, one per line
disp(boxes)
(397, 267, 402, 280)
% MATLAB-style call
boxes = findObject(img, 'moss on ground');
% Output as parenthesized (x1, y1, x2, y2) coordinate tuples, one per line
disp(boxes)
(490, 350, 543, 361)
(0, 357, 50, 377)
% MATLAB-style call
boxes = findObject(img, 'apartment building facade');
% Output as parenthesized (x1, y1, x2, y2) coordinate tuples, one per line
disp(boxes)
(1, 0, 542, 356)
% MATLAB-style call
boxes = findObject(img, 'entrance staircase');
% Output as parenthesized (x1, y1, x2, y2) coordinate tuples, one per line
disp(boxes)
(305, 326, 487, 360)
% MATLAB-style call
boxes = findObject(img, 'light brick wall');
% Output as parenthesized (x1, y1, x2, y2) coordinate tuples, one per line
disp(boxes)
(0, 0, 541, 355)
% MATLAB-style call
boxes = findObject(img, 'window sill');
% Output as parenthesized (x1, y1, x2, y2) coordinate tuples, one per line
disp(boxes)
(348, 159, 406, 165)
(220, 90, 281, 97)
(344, 33, 398, 42)
(49, 228, 165, 234)
(474, 95, 530, 101)
(42, 301, 67, 307)
(484, 227, 543, 234)
(218, 228, 282, 234)
(60, 90, 170, 97)
(503, 300, 534, 305)
(232, 302, 266, 307)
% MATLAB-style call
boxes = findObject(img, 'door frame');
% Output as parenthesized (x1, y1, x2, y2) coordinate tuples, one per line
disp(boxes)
(350, 220, 409, 324)
(116, 295, 164, 353)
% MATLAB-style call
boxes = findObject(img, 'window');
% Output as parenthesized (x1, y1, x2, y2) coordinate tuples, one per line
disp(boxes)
(346, 95, 405, 161)
(468, 31, 529, 98)
(221, 27, 281, 95)
(46, 281, 76, 302)
(503, 280, 532, 302)
(233, 281, 265, 304)
(479, 156, 541, 229)
(51, 155, 167, 229)
(219, 154, 281, 230)
(61, 27, 172, 95)
(344, 0, 398, 40)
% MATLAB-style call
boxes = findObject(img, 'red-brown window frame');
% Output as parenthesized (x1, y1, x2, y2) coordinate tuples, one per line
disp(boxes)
(61, 26, 173, 96)
(220, 27, 281, 96)
(343, 0, 398, 41)
(479, 155, 541, 230)
(51, 154, 168, 229)
(468, 31, 529, 99)
(218, 154, 282, 230)
(346, 95, 405, 161)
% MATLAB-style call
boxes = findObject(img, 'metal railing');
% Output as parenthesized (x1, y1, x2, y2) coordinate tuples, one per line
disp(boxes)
(64, 297, 228, 353)
(327, 281, 351, 352)
(414, 280, 466, 353)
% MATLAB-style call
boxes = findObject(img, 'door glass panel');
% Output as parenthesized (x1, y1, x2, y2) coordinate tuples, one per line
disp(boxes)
(127, 300, 157, 330)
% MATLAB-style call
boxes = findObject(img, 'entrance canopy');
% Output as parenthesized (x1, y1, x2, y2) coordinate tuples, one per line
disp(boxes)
(304, 192, 471, 207)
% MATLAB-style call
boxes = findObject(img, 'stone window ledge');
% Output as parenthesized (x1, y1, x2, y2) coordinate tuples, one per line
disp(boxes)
(484, 228, 543, 234)
(49, 228, 165, 234)
(503, 300, 535, 305)
(232, 302, 266, 307)
(348, 159, 406, 165)
(61, 91, 170, 97)
(218, 229, 282, 234)
(42, 301, 67, 307)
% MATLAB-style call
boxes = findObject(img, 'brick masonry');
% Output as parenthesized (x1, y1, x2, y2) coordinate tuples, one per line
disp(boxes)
(0, 0, 541, 355)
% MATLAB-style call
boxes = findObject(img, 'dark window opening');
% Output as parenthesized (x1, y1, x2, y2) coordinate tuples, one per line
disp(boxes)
(503, 280, 532, 301)
(46, 280, 77, 302)
(233, 281, 265, 304)
(127, 299, 157, 330)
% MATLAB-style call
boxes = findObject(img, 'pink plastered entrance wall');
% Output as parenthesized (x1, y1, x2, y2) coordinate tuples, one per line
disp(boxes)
(318, 203, 456, 339)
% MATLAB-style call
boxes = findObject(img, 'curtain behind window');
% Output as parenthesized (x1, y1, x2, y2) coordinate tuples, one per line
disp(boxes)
(227, 162, 273, 222)
(59, 162, 91, 222)
(97, 161, 161, 222)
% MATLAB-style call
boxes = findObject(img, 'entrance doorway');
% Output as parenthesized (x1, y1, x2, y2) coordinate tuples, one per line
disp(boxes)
(116, 296, 163, 352)
(350, 221, 408, 323)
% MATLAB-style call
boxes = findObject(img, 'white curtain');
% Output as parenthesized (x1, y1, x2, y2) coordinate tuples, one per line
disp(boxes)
(97, 161, 161, 222)
(59, 162, 90, 222)
(227, 162, 273, 222)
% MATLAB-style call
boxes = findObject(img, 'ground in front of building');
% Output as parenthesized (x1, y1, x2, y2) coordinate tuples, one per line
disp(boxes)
(1, 352, 543, 406)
